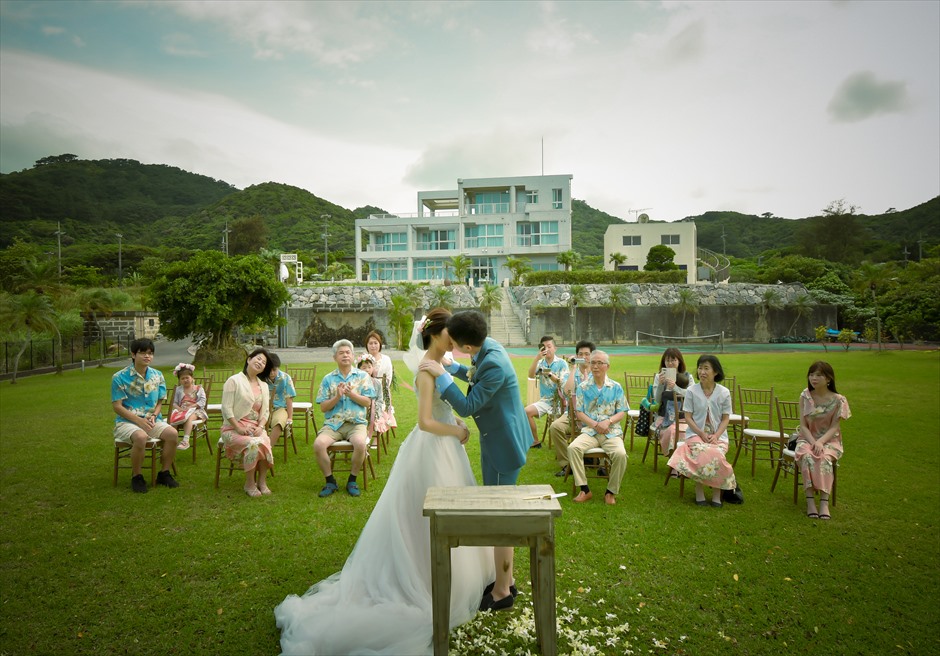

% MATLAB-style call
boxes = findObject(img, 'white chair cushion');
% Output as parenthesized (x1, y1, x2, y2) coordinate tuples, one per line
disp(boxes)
(743, 428, 781, 439)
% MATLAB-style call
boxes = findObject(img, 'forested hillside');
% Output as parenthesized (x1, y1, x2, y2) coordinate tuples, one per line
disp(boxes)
(1, 155, 936, 267)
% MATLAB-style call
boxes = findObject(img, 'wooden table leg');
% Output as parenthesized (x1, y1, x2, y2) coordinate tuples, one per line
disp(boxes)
(429, 521, 452, 656)
(532, 536, 557, 656)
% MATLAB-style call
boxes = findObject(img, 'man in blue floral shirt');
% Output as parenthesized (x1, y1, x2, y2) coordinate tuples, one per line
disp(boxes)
(568, 350, 628, 505)
(112, 338, 179, 493)
(313, 339, 376, 498)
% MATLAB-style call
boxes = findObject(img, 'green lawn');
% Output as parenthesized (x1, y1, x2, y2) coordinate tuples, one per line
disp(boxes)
(0, 350, 938, 655)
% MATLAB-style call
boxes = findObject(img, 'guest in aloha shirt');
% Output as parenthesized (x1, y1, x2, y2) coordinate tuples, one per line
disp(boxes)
(667, 354, 736, 507)
(567, 350, 629, 506)
(112, 338, 179, 493)
(526, 335, 569, 449)
(221, 348, 274, 498)
(314, 339, 377, 498)
(548, 340, 595, 477)
(265, 353, 296, 452)
(795, 361, 850, 520)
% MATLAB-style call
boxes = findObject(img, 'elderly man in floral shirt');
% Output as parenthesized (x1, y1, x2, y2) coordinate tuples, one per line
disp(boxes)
(313, 339, 376, 497)
(567, 350, 629, 505)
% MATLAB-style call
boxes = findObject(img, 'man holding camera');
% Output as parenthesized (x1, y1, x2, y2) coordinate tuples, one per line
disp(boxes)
(525, 336, 568, 449)
(548, 340, 596, 476)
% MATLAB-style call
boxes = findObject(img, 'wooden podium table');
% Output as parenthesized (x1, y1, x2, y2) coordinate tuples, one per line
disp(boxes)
(423, 484, 563, 655)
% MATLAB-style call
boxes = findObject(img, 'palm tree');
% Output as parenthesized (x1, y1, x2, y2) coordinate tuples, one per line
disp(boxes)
(78, 288, 118, 366)
(755, 288, 783, 342)
(2, 291, 59, 383)
(449, 254, 472, 285)
(671, 288, 700, 337)
(569, 284, 587, 340)
(602, 284, 631, 343)
(503, 257, 532, 286)
(13, 257, 63, 296)
(396, 282, 423, 312)
(430, 285, 454, 310)
(787, 293, 815, 336)
(388, 293, 415, 350)
(556, 250, 581, 272)
(477, 283, 502, 327)
(608, 252, 627, 270)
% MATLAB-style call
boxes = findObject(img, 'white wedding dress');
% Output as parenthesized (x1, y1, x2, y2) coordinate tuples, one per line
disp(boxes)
(274, 381, 494, 655)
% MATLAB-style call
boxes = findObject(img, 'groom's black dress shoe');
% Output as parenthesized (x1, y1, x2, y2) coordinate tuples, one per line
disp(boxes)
(483, 581, 518, 598)
(479, 592, 514, 612)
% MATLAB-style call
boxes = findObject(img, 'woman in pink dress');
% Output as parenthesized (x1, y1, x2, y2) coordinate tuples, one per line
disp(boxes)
(365, 330, 397, 432)
(221, 348, 274, 497)
(794, 361, 850, 520)
(666, 354, 737, 507)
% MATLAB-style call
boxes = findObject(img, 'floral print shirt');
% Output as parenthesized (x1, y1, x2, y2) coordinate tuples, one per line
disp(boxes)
(267, 370, 297, 410)
(576, 376, 629, 439)
(536, 357, 569, 401)
(111, 365, 167, 424)
(316, 368, 376, 430)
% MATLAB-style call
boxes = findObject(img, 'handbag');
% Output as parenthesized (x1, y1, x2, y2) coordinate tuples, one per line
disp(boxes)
(634, 385, 654, 437)
(786, 432, 799, 451)
(722, 484, 745, 504)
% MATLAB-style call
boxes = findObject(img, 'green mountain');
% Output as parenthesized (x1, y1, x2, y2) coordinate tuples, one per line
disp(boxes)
(1, 155, 936, 269)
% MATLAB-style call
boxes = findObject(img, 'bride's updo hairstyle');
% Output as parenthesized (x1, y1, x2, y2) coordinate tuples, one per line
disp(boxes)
(421, 307, 452, 349)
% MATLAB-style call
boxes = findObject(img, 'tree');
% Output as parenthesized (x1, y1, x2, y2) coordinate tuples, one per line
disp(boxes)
(557, 250, 581, 272)
(504, 256, 532, 285)
(755, 289, 783, 342)
(644, 245, 679, 271)
(149, 252, 289, 355)
(477, 283, 501, 326)
(388, 293, 415, 351)
(229, 215, 269, 255)
(671, 288, 700, 337)
(1, 291, 59, 383)
(608, 252, 627, 270)
(798, 199, 867, 264)
(78, 288, 120, 366)
(602, 284, 631, 343)
(429, 285, 454, 310)
(449, 254, 472, 284)
(814, 325, 829, 352)
(786, 293, 815, 336)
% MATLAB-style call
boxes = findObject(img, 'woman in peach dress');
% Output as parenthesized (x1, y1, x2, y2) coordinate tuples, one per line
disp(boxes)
(794, 361, 850, 520)
(221, 348, 274, 497)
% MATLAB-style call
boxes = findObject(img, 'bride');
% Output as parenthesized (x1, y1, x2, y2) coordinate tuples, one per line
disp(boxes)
(275, 308, 494, 655)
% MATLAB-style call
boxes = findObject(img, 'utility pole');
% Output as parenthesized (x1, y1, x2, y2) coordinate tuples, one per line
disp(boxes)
(321, 214, 331, 273)
(222, 221, 231, 256)
(115, 233, 123, 286)
(721, 227, 727, 256)
(55, 221, 65, 278)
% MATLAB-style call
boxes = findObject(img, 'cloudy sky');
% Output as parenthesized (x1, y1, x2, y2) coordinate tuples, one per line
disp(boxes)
(1, 0, 937, 221)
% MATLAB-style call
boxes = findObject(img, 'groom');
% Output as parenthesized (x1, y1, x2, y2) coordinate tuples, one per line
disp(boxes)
(420, 310, 529, 612)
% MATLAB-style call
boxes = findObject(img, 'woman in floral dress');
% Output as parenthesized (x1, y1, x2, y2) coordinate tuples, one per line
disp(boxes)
(795, 361, 850, 520)
(221, 348, 274, 497)
(666, 354, 737, 507)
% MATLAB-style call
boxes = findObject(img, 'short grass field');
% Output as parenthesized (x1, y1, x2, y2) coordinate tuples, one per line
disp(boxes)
(0, 349, 938, 655)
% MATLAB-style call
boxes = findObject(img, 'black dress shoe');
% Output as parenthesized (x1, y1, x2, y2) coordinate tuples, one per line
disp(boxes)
(529, 442, 543, 449)
(479, 592, 514, 612)
(554, 466, 569, 477)
(483, 581, 518, 598)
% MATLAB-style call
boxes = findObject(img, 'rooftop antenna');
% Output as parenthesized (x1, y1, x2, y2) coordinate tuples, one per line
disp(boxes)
(628, 207, 652, 222)
(541, 137, 544, 176)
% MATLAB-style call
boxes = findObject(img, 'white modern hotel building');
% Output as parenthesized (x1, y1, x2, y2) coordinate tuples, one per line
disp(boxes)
(354, 174, 573, 284)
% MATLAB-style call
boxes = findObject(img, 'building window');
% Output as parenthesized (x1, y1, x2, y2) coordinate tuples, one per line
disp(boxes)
(661, 234, 681, 245)
(516, 221, 559, 247)
(416, 229, 456, 251)
(526, 190, 538, 204)
(371, 261, 408, 281)
(413, 259, 448, 280)
(470, 257, 496, 284)
(621, 235, 641, 246)
(469, 191, 509, 215)
(374, 232, 407, 251)
(552, 188, 563, 209)
(465, 224, 504, 248)
(530, 262, 560, 272)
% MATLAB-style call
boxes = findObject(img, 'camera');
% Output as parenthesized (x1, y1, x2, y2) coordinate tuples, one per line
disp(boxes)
(568, 356, 585, 364)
